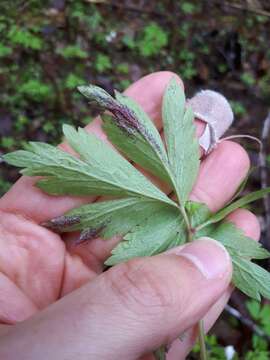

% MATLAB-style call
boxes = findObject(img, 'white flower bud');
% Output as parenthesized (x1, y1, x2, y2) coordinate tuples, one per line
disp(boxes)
(187, 90, 234, 154)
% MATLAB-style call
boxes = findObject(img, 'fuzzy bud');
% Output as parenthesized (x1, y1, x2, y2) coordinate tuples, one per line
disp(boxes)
(187, 90, 234, 153)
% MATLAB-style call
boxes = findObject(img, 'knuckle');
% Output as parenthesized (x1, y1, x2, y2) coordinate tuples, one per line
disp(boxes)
(107, 259, 175, 313)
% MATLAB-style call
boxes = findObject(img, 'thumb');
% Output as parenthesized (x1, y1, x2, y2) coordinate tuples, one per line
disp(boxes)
(0, 238, 232, 360)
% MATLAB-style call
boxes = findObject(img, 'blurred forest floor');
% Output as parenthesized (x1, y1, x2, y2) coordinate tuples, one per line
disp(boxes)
(0, 0, 270, 358)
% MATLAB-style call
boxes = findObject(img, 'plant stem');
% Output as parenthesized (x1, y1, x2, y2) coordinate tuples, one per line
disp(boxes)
(180, 205, 208, 360)
(198, 320, 208, 360)
(179, 205, 193, 242)
(153, 345, 166, 360)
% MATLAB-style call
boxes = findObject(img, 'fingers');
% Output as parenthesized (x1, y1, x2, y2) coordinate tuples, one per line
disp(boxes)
(0, 72, 182, 222)
(0, 70, 252, 271)
(226, 208, 261, 240)
(0, 238, 231, 360)
(0, 273, 38, 324)
(0, 210, 67, 310)
(166, 208, 260, 359)
(190, 140, 250, 212)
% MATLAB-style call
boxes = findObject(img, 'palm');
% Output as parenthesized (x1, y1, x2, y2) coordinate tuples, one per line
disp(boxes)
(0, 203, 104, 320)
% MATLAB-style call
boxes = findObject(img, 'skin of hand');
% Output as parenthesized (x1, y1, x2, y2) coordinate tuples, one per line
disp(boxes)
(0, 72, 260, 360)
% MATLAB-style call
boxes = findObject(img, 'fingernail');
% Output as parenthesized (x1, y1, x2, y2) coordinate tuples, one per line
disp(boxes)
(168, 237, 231, 279)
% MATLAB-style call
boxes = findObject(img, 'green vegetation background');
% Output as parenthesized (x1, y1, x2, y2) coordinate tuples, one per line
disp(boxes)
(0, 1, 270, 358)
(1, 0, 270, 194)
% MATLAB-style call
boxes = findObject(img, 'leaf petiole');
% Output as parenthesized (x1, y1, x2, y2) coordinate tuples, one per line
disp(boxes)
(195, 187, 270, 232)
(180, 204, 193, 242)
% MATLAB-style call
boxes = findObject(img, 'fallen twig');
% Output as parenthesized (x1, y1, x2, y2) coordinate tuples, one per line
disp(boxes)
(225, 2, 270, 17)
(210, 0, 270, 17)
(225, 304, 270, 341)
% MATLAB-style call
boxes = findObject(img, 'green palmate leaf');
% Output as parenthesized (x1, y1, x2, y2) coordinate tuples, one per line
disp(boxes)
(79, 84, 173, 184)
(3, 126, 175, 207)
(198, 188, 270, 229)
(5, 81, 270, 308)
(208, 222, 270, 260)
(45, 198, 169, 241)
(105, 206, 186, 266)
(232, 256, 270, 301)
(162, 78, 200, 204)
(194, 220, 270, 301)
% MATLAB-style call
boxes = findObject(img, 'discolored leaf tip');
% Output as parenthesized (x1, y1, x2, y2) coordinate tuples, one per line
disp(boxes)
(75, 225, 105, 245)
(62, 123, 74, 133)
(77, 85, 100, 100)
(78, 84, 116, 110)
(78, 84, 107, 98)
(41, 215, 81, 231)
(77, 85, 88, 94)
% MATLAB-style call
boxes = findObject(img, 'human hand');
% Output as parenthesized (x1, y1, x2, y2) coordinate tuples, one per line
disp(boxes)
(0, 72, 260, 359)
